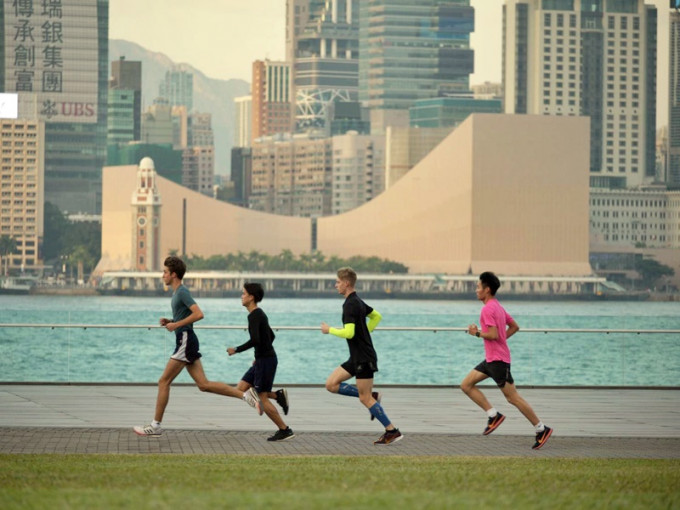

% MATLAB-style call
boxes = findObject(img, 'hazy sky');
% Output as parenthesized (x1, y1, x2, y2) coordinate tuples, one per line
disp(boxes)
(109, 0, 670, 126)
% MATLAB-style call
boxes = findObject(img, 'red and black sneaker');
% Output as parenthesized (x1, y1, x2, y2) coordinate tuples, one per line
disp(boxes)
(483, 412, 506, 435)
(532, 426, 553, 450)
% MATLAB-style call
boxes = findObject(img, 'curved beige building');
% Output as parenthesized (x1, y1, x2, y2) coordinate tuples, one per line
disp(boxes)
(98, 114, 592, 276)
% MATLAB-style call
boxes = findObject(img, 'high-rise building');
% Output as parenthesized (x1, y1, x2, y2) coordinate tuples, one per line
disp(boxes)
(250, 134, 332, 216)
(503, 0, 657, 189)
(286, 0, 359, 131)
(358, 1, 474, 112)
(0, 119, 45, 272)
(107, 89, 136, 146)
(234, 95, 252, 147)
(1, 0, 109, 214)
(331, 132, 385, 215)
(141, 99, 174, 145)
(669, 9, 680, 186)
(252, 60, 293, 139)
(159, 67, 193, 111)
(110, 57, 142, 141)
(182, 146, 214, 196)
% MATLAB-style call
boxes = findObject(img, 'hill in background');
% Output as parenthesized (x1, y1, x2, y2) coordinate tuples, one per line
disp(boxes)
(109, 39, 250, 177)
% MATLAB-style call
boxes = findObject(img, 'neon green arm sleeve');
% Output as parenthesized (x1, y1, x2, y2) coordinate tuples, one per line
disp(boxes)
(329, 323, 355, 339)
(367, 310, 382, 332)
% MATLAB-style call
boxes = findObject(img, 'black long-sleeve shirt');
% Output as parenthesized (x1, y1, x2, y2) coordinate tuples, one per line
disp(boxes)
(235, 307, 276, 358)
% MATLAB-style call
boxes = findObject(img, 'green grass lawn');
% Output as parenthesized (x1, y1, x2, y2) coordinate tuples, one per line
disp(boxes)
(1, 455, 678, 509)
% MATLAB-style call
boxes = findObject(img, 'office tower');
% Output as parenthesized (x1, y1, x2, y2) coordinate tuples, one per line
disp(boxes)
(184, 113, 215, 195)
(503, 0, 657, 189)
(110, 57, 142, 140)
(0, 119, 45, 272)
(159, 66, 193, 111)
(286, 0, 359, 131)
(252, 60, 293, 139)
(409, 96, 503, 128)
(1, 0, 109, 214)
(141, 99, 174, 145)
(107, 89, 136, 145)
(230, 147, 252, 207)
(358, 1, 474, 113)
(669, 9, 680, 186)
(234, 95, 252, 147)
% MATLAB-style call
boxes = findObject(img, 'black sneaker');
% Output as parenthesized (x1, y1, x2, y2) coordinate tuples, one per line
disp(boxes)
(483, 412, 506, 435)
(532, 426, 553, 450)
(374, 428, 403, 445)
(275, 388, 289, 416)
(370, 391, 382, 421)
(267, 427, 295, 442)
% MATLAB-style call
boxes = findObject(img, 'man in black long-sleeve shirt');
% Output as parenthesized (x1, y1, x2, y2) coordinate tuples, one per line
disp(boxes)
(227, 283, 294, 441)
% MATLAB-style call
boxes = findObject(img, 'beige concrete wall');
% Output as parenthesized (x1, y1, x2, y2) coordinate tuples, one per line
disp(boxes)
(100, 114, 592, 277)
(317, 114, 592, 276)
(97, 165, 311, 273)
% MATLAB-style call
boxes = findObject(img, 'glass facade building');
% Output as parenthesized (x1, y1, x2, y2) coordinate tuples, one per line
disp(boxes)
(286, 0, 359, 132)
(358, 0, 474, 111)
(1, 0, 109, 214)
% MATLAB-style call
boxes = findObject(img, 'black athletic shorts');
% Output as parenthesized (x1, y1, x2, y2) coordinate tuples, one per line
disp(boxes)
(241, 356, 278, 393)
(170, 329, 202, 364)
(474, 360, 514, 388)
(341, 358, 378, 380)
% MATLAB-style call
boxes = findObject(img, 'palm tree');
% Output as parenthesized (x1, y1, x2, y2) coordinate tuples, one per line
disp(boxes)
(0, 235, 17, 277)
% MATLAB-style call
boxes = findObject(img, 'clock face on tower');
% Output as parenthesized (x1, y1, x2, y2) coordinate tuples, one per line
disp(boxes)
(137, 216, 146, 227)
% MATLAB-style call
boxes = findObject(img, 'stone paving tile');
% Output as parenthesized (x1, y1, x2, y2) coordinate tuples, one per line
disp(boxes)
(1, 427, 679, 458)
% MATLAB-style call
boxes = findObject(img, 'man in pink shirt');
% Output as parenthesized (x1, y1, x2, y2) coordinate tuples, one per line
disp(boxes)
(462, 271, 553, 450)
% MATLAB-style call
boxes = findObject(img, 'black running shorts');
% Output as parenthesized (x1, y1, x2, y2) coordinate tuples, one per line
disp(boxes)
(341, 358, 378, 380)
(474, 360, 514, 388)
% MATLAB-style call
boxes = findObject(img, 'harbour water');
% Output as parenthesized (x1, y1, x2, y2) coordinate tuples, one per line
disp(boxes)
(1, 295, 678, 386)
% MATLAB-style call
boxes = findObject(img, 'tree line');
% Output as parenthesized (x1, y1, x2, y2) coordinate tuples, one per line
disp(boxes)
(184, 249, 408, 274)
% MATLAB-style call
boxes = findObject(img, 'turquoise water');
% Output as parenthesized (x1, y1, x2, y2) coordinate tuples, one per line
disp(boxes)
(1, 295, 679, 386)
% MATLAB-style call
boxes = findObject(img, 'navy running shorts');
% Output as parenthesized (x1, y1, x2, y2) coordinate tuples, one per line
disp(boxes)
(241, 356, 278, 393)
(170, 329, 202, 364)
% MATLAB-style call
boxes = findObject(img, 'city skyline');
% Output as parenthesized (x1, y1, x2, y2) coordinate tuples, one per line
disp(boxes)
(108, 0, 671, 127)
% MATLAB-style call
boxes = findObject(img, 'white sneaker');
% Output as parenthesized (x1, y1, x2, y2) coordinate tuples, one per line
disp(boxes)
(243, 387, 263, 416)
(133, 423, 162, 436)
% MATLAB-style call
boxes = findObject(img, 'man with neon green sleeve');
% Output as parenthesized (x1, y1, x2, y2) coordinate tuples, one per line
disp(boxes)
(321, 267, 403, 445)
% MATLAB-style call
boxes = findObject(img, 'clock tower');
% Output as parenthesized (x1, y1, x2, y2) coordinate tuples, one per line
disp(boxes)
(131, 157, 162, 271)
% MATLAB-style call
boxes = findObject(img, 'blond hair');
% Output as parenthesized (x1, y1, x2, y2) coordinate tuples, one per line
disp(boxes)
(337, 267, 357, 287)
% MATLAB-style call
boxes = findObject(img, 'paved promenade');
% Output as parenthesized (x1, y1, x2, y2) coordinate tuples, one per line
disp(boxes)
(1, 385, 679, 458)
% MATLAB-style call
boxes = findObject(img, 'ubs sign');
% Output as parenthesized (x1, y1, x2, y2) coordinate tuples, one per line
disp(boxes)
(3, 0, 99, 123)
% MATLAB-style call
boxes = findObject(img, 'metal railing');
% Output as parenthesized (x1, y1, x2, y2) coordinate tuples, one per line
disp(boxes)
(1, 323, 678, 387)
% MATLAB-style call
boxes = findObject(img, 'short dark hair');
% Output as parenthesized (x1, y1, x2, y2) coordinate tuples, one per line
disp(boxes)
(479, 271, 501, 295)
(164, 256, 186, 280)
(243, 282, 264, 303)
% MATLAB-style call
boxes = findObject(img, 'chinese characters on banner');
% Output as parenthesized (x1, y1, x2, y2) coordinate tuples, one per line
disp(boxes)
(5, 0, 98, 123)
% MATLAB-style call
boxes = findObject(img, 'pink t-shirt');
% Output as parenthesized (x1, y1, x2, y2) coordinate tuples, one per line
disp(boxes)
(480, 298, 513, 363)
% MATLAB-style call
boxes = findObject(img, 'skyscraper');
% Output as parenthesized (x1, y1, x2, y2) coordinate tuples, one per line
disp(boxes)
(286, 0, 359, 131)
(251, 60, 292, 139)
(358, 0, 474, 112)
(1, 0, 109, 214)
(159, 66, 193, 111)
(669, 8, 680, 186)
(110, 56, 142, 141)
(503, 0, 657, 189)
